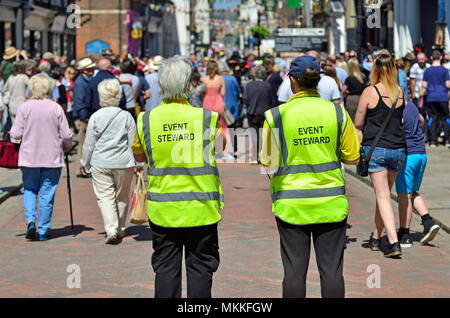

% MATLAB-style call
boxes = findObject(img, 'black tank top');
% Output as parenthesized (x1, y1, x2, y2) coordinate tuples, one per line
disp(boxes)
(362, 86, 406, 149)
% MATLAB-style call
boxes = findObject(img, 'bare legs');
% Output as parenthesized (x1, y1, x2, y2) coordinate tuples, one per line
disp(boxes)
(398, 191, 430, 229)
(370, 170, 399, 244)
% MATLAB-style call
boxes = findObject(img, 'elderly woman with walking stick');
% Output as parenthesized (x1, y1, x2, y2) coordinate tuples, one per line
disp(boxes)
(81, 79, 137, 245)
(10, 74, 73, 241)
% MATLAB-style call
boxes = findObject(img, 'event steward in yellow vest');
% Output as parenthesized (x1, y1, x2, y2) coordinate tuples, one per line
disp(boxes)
(133, 56, 223, 298)
(261, 55, 360, 298)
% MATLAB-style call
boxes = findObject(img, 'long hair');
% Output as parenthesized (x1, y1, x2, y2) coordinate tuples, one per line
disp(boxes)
(323, 65, 341, 89)
(348, 59, 363, 84)
(206, 59, 219, 80)
(371, 53, 400, 102)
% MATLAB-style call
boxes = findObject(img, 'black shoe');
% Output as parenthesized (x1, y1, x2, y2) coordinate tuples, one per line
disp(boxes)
(420, 218, 440, 244)
(398, 232, 412, 248)
(384, 242, 402, 258)
(25, 222, 36, 240)
(368, 233, 380, 251)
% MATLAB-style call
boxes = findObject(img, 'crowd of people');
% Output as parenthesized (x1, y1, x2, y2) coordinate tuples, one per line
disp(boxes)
(0, 42, 446, 297)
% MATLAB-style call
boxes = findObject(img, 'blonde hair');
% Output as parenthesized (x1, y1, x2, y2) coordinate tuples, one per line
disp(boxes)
(371, 53, 400, 102)
(29, 74, 52, 99)
(348, 59, 363, 84)
(98, 79, 122, 107)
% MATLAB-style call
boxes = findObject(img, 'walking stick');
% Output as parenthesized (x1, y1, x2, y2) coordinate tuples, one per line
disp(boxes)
(65, 153, 75, 237)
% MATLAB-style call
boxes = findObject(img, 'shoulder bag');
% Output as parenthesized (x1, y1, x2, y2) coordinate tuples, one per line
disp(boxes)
(0, 132, 20, 169)
(223, 103, 236, 127)
(96, 109, 123, 144)
(357, 93, 400, 177)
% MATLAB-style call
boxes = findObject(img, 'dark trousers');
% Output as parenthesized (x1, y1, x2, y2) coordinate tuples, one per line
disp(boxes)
(428, 101, 450, 143)
(247, 114, 265, 159)
(276, 217, 347, 298)
(149, 221, 220, 298)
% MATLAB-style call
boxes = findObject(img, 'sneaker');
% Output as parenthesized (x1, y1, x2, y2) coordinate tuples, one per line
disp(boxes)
(25, 222, 36, 240)
(398, 232, 413, 248)
(430, 142, 437, 148)
(384, 242, 402, 258)
(37, 233, 49, 241)
(368, 233, 380, 251)
(446, 143, 450, 149)
(105, 233, 121, 245)
(222, 154, 235, 160)
(420, 218, 440, 244)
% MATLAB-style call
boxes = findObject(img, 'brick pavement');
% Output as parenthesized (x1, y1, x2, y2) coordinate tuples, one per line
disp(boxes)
(0, 157, 449, 298)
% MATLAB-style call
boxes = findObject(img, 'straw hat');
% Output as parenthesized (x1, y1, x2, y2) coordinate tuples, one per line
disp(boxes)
(149, 55, 164, 71)
(77, 57, 97, 70)
(43, 52, 54, 60)
(3, 47, 19, 60)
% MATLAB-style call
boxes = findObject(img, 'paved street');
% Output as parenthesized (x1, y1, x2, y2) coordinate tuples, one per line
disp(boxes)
(0, 155, 449, 298)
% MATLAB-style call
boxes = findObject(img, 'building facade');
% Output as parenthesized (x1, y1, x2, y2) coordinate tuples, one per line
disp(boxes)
(0, 0, 76, 60)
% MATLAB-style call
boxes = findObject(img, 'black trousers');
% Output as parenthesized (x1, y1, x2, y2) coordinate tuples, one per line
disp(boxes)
(247, 114, 265, 159)
(149, 221, 220, 298)
(276, 217, 347, 298)
(427, 101, 450, 143)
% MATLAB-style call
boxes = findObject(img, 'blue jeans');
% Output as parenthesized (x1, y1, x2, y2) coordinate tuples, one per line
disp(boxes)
(22, 167, 62, 236)
(362, 146, 406, 173)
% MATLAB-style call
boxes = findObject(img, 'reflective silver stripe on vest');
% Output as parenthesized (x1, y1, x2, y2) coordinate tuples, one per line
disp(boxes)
(142, 111, 154, 167)
(270, 102, 344, 176)
(333, 103, 344, 160)
(148, 191, 224, 203)
(142, 108, 218, 177)
(271, 186, 346, 201)
(148, 165, 219, 177)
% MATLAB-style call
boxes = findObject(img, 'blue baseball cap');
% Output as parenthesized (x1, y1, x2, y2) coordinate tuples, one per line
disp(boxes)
(289, 56, 320, 79)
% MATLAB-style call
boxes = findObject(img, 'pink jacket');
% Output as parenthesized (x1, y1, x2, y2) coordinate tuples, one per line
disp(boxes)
(10, 99, 73, 168)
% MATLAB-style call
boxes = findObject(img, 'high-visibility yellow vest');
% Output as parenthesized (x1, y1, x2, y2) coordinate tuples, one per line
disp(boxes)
(264, 95, 349, 225)
(136, 99, 224, 228)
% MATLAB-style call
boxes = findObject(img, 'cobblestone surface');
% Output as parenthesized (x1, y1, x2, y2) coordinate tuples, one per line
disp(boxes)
(0, 159, 448, 298)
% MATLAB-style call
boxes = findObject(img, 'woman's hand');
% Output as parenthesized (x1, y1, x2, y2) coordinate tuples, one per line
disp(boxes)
(134, 166, 144, 177)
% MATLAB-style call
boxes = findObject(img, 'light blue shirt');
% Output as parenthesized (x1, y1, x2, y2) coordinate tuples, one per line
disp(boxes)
(145, 72, 163, 111)
(335, 66, 348, 85)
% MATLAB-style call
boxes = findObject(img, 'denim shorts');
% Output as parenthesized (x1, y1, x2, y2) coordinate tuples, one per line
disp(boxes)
(362, 146, 406, 173)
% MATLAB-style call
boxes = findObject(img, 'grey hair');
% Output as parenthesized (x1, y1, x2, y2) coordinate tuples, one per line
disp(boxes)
(38, 61, 51, 74)
(158, 56, 193, 100)
(25, 59, 37, 71)
(218, 61, 230, 73)
(98, 79, 123, 107)
(253, 65, 266, 80)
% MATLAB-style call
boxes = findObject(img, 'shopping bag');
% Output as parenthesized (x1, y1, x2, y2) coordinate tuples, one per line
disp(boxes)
(0, 133, 19, 169)
(223, 105, 236, 127)
(129, 173, 148, 225)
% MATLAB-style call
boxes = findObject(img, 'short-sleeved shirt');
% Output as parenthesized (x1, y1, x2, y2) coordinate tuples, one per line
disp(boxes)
(318, 75, 341, 102)
(403, 102, 426, 155)
(344, 75, 366, 95)
(278, 75, 341, 103)
(422, 66, 450, 102)
(410, 63, 431, 99)
(120, 73, 141, 109)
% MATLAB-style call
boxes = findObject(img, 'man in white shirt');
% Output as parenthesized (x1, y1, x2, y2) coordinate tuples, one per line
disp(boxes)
(278, 74, 341, 104)
(410, 52, 431, 105)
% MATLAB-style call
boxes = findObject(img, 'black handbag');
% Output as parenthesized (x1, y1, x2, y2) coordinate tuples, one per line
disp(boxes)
(357, 93, 400, 177)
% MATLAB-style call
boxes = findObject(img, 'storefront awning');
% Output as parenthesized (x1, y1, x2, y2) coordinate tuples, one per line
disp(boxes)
(50, 15, 67, 34)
